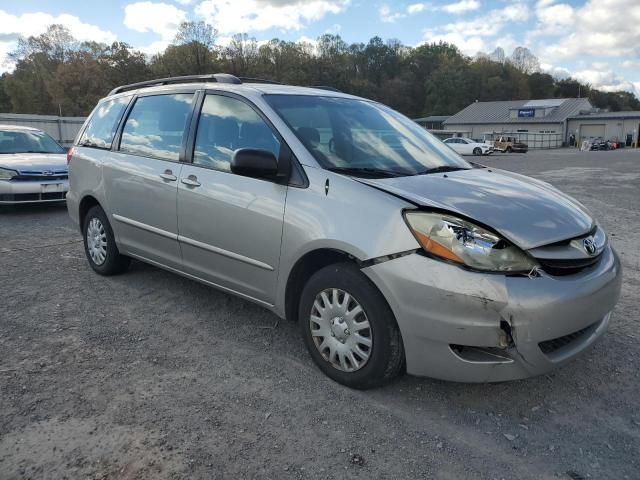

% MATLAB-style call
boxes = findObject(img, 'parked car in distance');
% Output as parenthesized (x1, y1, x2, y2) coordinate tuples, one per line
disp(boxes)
(494, 135, 528, 153)
(67, 74, 622, 389)
(0, 125, 68, 204)
(443, 137, 493, 156)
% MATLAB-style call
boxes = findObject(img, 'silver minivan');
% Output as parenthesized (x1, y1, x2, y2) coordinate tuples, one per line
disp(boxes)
(67, 74, 622, 389)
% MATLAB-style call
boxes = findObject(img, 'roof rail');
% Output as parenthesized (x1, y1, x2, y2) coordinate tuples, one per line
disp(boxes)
(108, 73, 242, 96)
(311, 86, 342, 92)
(238, 77, 282, 85)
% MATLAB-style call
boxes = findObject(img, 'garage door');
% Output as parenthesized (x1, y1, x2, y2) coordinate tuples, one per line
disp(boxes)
(580, 124, 605, 139)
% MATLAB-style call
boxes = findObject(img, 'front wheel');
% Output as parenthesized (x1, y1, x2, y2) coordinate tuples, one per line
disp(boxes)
(473, 147, 482, 156)
(299, 263, 404, 389)
(83, 205, 130, 275)
(506, 146, 513, 153)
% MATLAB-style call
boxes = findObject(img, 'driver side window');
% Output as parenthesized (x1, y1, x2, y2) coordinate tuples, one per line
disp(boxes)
(193, 94, 280, 172)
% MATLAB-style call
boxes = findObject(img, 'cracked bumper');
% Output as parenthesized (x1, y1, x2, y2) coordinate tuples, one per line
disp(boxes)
(362, 246, 622, 382)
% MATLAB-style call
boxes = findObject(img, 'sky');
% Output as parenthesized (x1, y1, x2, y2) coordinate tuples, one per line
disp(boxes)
(0, 0, 639, 97)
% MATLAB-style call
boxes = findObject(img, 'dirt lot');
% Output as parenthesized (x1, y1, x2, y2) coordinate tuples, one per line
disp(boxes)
(1, 148, 639, 480)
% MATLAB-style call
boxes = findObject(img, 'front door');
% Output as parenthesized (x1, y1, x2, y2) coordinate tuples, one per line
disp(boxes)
(104, 92, 195, 269)
(177, 93, 287, 305)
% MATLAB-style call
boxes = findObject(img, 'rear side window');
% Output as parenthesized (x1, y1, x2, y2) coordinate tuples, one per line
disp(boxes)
(193, 94, 280, 172)
(119, 94, 194, 162)
(79, 96, 130, 149)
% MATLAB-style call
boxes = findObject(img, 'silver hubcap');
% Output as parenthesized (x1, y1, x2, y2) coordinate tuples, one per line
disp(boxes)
(86, 218, 107, 265)
(310, 288, 372, 372)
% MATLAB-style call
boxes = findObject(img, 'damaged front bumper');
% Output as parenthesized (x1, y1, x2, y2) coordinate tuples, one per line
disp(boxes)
(362, 245, 622, 382)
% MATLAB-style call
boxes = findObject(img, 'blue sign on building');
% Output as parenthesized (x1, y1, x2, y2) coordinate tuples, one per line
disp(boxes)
(518, 108, 535, 118)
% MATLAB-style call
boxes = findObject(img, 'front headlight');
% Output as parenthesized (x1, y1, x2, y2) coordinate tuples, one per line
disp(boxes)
(0, 167, 17, 180)
(404, 211, 538, 273)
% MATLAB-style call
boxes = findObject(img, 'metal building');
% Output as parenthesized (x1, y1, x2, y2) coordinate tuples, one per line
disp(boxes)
(0, 113, 86, 147)
(444, 98, 593, 149)
(567, 111, 640, 147)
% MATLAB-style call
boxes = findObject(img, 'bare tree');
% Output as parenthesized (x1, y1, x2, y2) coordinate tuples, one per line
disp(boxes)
(508, 46, 540, 74)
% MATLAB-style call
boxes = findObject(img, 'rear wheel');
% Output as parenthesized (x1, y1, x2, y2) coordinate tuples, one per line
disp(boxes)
(473, 147, 482, 156)
(506, 146, 513, 153)
(299, 262, 404, 389)
(83, 205, 130, 275)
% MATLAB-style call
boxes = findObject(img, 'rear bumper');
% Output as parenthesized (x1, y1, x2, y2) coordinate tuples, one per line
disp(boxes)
(0, 179, 68, 204)
(362, 246, 622, 382)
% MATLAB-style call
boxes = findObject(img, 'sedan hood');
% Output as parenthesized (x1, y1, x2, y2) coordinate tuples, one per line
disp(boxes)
(356, 168, 593, 250)
(0, 153, 67, 174)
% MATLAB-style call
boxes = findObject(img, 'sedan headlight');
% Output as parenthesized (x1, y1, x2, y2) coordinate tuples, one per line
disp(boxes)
(404, 211, 538, 272)
(0, 167, 17, 180)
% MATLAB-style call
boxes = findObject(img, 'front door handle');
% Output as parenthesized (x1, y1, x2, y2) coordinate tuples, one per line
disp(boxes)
(181, 175, 201, 187)
(160, 170, 177, 182)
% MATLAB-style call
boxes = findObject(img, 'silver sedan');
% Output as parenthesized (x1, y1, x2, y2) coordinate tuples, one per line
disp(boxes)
(0, 125, 69, 204)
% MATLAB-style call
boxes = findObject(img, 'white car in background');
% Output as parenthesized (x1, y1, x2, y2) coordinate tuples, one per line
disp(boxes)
(443, 137, 493, 156)
(0, 125, 68, 204)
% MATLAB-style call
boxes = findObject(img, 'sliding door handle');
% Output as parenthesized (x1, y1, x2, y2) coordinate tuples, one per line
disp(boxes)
(159, 170, 177, 182)
(181, 175, 201, 187)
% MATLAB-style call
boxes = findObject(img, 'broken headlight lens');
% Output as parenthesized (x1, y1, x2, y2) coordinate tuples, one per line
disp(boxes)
(404, 211, 538, 272)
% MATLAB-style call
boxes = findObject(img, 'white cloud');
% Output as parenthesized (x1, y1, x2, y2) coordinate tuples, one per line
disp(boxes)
(622, 59, 640, 69)
(407, 3, 428, 14)
(195, 0, 349, 34)
(573, 69, 640, 96)
(124, 2, 187, 40)
(421, 2, 529, 55)
(441, 0, 480, 14)
(136, 40, 172, 55)
(534, 0, 573, 32)
(325, 23, 341, 34)
(0, 9, 116, 73)
(540, 63, 571, 79)
(533, 0, 640, 62)
(0, 10, 116, 43)
(379, 5, 405, 23)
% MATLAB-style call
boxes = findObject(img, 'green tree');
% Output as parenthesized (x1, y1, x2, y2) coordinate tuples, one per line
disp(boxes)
(528, 72, 555, 98)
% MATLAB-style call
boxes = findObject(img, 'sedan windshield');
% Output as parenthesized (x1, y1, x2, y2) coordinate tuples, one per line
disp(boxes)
(0, 130, 66, 154)
(264, 95, 470, 177)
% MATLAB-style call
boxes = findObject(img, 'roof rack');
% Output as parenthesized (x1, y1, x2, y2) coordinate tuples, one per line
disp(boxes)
(311, 86, 342, 92)
(108, 73, 242, 96)
(238, 77, 282, 85)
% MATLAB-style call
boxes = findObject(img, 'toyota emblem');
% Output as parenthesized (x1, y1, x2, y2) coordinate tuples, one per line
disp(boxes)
(583, 236, 597, 256)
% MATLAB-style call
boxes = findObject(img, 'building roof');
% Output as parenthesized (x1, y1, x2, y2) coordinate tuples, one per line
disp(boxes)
(413, 115, 450, 122)
(568, 111, 640, 120)
(444, 98, 593, 125)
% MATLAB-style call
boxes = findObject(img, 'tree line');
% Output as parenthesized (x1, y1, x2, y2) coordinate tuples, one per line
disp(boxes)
(1, 22, 638, 118)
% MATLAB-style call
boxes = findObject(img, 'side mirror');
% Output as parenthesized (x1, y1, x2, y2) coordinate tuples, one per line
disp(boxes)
(231, 148, 279, 180)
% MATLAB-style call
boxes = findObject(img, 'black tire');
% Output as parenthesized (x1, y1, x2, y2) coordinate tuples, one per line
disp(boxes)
(299, 262, 404, 389)
(506, 146, 513, 153)
(82, 205, 130, 275)
(473, 147, 482, 156)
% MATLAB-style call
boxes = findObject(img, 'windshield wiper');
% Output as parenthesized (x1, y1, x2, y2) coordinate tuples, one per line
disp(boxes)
(415, 165, 470, 175)
(326, 166, 410, 178)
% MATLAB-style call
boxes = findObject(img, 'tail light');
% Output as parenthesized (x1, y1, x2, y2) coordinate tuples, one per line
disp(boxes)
(67, 146, 76, 164)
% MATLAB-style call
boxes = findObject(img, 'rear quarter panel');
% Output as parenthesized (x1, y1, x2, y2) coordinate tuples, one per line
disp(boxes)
(67, 147, 110, 230)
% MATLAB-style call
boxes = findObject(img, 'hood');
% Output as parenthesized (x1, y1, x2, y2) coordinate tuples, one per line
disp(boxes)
(0, 153, 67, 174)
(356, 168, 593, 250)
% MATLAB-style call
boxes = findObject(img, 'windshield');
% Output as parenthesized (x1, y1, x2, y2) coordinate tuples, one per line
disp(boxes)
(264, 95, 470, 177)
(0, 130, 66, 154)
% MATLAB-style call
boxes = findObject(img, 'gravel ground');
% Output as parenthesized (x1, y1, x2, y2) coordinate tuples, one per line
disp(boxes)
(1, 148, 638, 480)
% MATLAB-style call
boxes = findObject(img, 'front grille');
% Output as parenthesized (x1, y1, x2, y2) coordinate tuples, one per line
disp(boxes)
(537, 254, 601, 276)
(538, 324, 593, 354)
(0, 192, 66, 202)
(13, 173, 68, 181)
